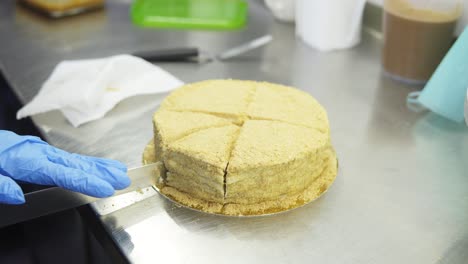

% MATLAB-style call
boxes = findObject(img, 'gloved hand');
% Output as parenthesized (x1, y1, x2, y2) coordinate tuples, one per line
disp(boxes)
(0, 130, 131, 204)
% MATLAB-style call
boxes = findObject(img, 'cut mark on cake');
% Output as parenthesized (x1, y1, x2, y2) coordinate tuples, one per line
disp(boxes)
(223, 162, 229, 199)
(246, 116, 328, 134)
(166, 124, 238, 146)
(163, 109, 242, 125)
(222, 125, 244, 199)
(163, 86, 258, 127)
(240, 86, 330, 133)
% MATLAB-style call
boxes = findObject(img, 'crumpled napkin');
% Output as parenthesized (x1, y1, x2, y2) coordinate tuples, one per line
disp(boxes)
(17, 54, 183, 127)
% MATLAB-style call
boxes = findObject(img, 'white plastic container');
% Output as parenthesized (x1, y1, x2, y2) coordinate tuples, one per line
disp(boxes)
(264, 0, 295, 22)
(295, 0, 367, 52)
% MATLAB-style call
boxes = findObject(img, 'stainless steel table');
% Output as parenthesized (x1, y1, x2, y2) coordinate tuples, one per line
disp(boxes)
(1, 1, 468, 263)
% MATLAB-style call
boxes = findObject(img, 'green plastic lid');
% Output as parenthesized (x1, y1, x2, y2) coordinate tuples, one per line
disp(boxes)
(131, 0, 248, 30)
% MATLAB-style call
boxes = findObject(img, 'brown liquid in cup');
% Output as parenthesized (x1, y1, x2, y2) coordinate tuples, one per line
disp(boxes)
(382, 0, 459, 83)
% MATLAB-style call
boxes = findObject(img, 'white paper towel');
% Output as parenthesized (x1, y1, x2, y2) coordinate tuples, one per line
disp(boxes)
(17, 54, 183, 127)
(296, 0, 367, 51)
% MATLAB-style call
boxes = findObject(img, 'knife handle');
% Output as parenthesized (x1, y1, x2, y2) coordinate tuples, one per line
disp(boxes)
(133, 47, 199, 62)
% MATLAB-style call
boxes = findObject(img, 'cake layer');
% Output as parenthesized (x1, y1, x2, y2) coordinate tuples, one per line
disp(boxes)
(152, 148, 338, 216)
(153, 110, 232, 161)
(223, 149, 338, 215)
(160, 185, 225, 214)
(166, 172, 224, 203)
(226, 120, 331, 204)
(226, 150, 331, 203)
(247, 82, 329, 133)
(165, 125, 240, 203)
(142, 137, 338, 216)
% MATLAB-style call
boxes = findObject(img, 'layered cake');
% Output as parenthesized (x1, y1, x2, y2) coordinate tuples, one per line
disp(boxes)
(143, 80, 338, 215)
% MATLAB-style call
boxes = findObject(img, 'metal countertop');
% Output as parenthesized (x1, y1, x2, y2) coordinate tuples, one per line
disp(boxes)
(1, 1, 468, 263)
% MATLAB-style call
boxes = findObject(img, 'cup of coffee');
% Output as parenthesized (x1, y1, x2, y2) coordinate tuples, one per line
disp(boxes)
(382, 0, 462, 84)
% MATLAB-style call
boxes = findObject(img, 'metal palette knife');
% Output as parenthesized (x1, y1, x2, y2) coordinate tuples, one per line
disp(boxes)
(0, 163, 164, 228)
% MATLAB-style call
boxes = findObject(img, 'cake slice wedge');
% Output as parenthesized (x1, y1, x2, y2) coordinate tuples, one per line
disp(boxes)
(247, 82, 330, 133)
(164, 125, 240, 204)
(153, 110, 233, 161)
(159, 80, 256, 124)
(226, 120, 333, 208)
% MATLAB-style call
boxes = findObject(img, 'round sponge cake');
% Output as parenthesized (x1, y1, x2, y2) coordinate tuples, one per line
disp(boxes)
(144, 80, 338, 216)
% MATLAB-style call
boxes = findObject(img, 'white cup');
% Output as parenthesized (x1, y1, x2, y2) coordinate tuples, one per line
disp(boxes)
(296, 0, 367, 52)
(264, 0, 296, 22)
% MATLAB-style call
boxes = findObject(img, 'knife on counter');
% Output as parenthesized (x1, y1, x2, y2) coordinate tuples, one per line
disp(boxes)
(0, 162, 165, 228)
(132, 35, 273, 63)
(132, 47, 201, 62)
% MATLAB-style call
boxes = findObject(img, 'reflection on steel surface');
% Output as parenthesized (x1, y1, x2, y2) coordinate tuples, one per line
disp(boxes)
(1, 1, 468, 263)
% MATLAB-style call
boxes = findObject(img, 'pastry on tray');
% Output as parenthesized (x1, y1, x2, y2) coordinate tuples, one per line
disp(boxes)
(143, 80, 338, 216)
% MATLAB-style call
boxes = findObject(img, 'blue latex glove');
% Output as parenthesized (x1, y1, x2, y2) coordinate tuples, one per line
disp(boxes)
(0, 130, 131, 204)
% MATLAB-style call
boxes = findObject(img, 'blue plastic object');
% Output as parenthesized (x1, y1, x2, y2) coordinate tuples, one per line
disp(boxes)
(0, 130, 130, 204)
(408, 27, 468, 123)
(0, 174, 24, 204)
